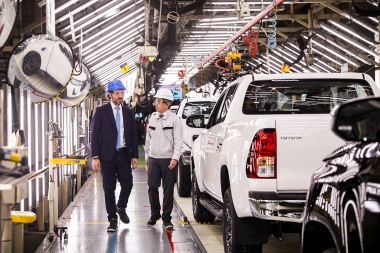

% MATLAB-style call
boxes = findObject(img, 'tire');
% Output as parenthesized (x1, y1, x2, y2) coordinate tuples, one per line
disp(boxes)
(223, 188, 267, 253)
(192, 170, 215, 223)
(342, 191, 361, 253)
(22, 51, 41, 76)
(177, 156, 191, 197)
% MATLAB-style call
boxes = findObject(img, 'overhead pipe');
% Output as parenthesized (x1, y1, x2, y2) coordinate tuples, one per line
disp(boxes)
(200, 0, 286, 67)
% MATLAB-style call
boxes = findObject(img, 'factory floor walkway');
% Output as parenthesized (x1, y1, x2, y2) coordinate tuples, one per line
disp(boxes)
(35, 166, 206, 253)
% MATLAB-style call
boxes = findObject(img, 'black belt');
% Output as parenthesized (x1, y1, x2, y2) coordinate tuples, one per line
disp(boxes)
(116, 147, 127, 151)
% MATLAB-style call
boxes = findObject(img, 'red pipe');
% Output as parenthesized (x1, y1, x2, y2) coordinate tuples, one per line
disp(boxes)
(200, 0, 286, 66)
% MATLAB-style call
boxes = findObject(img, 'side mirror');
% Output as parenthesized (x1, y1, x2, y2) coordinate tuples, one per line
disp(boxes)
(186, 115, 205, 128)
(332, 97, 380, 142)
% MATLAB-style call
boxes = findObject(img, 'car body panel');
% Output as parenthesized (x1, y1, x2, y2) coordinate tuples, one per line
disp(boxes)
(177, 97, 217, 164)
(192, 73, 380, 220)
(275, 115, 343, 191)
(0, 0, 17, 49)
(302, 97, 380, 253)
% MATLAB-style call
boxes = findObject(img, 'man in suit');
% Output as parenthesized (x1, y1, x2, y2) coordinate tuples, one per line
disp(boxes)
(91, 80, 139, 232)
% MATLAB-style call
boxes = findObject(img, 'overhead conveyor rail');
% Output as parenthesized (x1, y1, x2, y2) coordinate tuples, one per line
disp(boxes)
(200, 0, 287, 66)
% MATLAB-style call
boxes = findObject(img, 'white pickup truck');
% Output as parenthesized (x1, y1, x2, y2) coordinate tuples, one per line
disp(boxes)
(188, 73, 380, 253)
(176, 97, 216, 197)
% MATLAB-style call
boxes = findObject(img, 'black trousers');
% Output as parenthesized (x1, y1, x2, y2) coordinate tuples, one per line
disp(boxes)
(101, 150, 133, 221)
(147, 157, 177, 222)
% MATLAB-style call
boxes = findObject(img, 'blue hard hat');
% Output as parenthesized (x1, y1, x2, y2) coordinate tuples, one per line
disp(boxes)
(107, 80, 125, 91)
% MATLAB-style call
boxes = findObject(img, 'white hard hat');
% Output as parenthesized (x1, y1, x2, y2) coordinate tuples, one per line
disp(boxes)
(154, 88, 173, 101)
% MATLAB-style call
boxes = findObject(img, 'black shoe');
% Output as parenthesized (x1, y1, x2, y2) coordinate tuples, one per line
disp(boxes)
(107, 218, 118, 232)
(163, 220, 173, 230)
(116, 206, 130, 224)
(147, 214, 162, 226)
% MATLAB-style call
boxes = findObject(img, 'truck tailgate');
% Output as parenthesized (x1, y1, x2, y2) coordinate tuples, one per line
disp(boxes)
(275, 115, 344, 191)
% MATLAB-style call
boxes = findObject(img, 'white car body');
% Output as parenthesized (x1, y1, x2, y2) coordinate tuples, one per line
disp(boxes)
(176, 97, 217, 197)
(191, 73, 380, 249)
(0, 0, 17, 49)
(170, 105, 179, 114)
(7, 34, 74, 103)
(177, 97, 217, 155)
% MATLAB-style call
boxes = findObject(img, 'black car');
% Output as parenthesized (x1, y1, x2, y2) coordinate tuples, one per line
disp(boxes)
(302, 97, 380, 253)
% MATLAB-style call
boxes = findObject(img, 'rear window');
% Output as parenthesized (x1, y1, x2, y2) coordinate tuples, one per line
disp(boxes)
(182, 102, 215, 118)
(243, 79, 374, 114)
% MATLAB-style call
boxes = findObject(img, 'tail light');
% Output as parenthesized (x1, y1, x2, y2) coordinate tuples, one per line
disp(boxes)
(246, 129, 276, 178)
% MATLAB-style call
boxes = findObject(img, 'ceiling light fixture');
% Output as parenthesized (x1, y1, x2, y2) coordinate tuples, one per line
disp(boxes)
(313, 33, 372, 65)
(327, 19, 375, 46)
(322, 3, 379, 35)
(203, 8, 262, 12)
(78, 13, 145, 53)
(320, 23, 379, 61)
(85, 25, 144, 62)
(89, 45, 135, 69)
(60, 1, 141, 34)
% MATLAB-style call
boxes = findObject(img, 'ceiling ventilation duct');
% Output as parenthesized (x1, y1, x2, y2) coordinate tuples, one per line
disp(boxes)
(56, 62, 92, 107)
(0, 0, 18, 49)
(144, 0, 207, 89)
(6, 34, 74, 103)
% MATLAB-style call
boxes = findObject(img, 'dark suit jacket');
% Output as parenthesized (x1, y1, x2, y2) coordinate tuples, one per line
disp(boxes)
(91, 103, 138, 162)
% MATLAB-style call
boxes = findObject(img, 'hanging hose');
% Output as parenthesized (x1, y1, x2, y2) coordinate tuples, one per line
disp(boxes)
(215, 58, 231, 72)
(241, 29, 259, 57)
(267, 9, 277, 50)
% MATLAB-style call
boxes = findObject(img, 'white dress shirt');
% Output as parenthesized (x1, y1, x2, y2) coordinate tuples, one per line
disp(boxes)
(111, 103, 126, 148)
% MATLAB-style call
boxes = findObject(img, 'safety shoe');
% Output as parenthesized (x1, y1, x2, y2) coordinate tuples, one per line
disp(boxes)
(107, 218, 118, 232)
(163, 220, 173, 230)
(116, 206, 130, 224)
(147, 214, 162, 226)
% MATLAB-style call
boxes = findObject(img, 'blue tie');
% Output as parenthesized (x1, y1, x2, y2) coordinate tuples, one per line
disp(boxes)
(115, 107, 121, 149)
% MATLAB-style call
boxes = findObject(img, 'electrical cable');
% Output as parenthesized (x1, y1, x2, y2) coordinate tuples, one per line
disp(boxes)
(133, 0, 149, 45)
(156, 0, 163, 49)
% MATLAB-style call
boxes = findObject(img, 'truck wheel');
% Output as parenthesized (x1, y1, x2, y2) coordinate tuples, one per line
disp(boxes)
(342, 191, 361, 253)
(223, 188, 267, 253)
(177, 157, 191, 197)
(192, 170, 215, 223)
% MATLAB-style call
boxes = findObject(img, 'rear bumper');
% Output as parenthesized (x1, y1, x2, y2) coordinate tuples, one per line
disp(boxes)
(248, 191, 306, 223)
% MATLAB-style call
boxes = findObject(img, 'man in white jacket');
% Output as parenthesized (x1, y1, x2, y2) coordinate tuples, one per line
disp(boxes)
(144, 89, 183, 230)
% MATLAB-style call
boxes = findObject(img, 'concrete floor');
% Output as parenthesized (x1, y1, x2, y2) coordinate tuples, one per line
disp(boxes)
(174, 189, 301, 253)
(34, 165, 301, 252)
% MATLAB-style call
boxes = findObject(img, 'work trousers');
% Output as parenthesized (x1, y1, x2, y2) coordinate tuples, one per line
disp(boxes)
(101, 150, 133, 221)
(147, 157, 177, 222)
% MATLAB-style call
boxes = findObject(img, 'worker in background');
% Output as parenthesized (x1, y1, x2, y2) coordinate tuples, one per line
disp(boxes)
(91, 80, 139, 232)
(144, 88, 183, 230)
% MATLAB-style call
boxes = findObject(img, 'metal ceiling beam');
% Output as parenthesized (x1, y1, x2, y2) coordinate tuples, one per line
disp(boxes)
(200, 0, 286, 66)
(186, 13, 341, 21)
(291, 0, 364, 2)
(321, 3, 379, 35)
(294, 19, 372, 65)
(21, 17, 46, 35)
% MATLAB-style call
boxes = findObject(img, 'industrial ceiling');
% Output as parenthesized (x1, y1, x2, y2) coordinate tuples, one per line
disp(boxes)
(2, 0, 380, 99)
